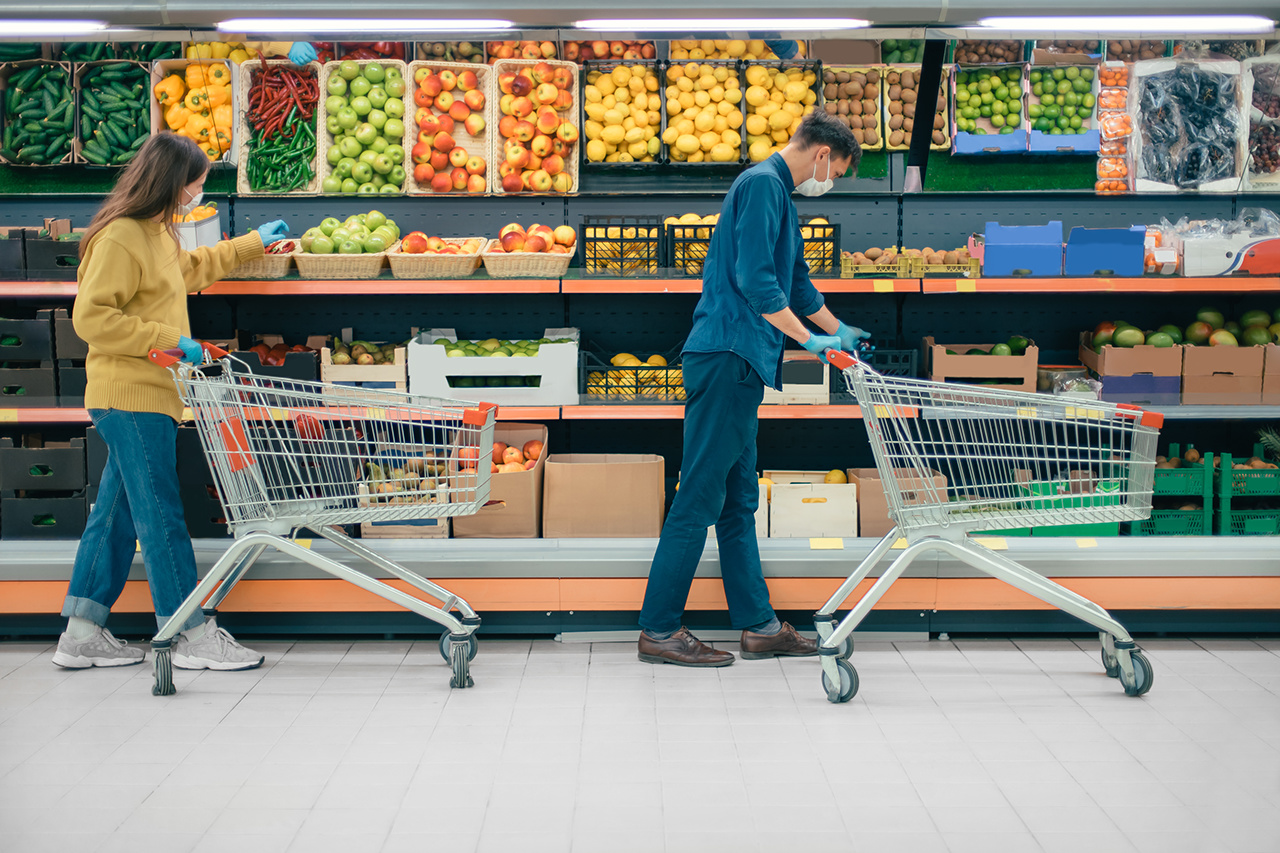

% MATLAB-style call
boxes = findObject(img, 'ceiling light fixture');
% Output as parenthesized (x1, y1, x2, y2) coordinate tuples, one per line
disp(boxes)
(978, 15, 1275, 35)
(573, 18, 870, 32)
(217, 18, 514, 35)
(3, 20, 107, 37)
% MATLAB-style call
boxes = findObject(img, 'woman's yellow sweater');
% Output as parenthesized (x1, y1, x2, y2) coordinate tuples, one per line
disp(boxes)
(72, 219, 263, 420)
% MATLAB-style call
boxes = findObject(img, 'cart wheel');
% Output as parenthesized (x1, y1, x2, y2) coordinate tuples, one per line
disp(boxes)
(1101, 646, 1120, 678)
(438, 631, 478, 664)
(1121, 650, 1154, 697)
(835, 636, 854, 661)
(821, 659, 859, 704)
(151, 641, 175, 697)
(449, 641, 474, 689)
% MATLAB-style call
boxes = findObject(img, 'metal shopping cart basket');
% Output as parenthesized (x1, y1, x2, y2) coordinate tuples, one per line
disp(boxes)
(813, 350, 1163, 704)
(145, 343, 498, 696)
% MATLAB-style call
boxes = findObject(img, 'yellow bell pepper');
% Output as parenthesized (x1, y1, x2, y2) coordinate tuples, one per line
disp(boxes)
(213, 128, 233, 153)
(183, 113, 213, 142)
(206, 64, 231, 86)
(203, 84, 230, 109)
(154, 74, 184, 105)
(202, 144, 221, 162)
(210, 42, 232, 59)
(228, 49, 249, 65)
(185, 64, 211, 89)
(212, 104, 233, 130)
(187, 43, 214, 60)
(183, 88, 209, 113)
(164, 103, 193, 131)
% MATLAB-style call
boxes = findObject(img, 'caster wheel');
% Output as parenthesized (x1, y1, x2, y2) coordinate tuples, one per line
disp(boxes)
(834, 636, 854, 660)
(1101, 647, 1120, 678)
(152, 642, 175, 697)
(1121, 650, 1154, 697)
(449, 641, 474, 689)
(821, 659, 859, 704)
(438, 631, 478, 664)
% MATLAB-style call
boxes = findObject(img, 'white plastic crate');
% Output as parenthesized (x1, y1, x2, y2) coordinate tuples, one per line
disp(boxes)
(408, 327, 579, 406)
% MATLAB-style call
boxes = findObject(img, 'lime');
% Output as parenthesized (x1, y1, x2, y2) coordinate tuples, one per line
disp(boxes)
(990, 343, 1013, 356)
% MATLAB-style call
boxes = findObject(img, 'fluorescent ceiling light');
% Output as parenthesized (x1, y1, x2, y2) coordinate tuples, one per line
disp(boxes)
(218, 18, 513, 34)
(4, 20, 106, 36)
(978, 16, 1275, 34)
(574, 18, 870, 32)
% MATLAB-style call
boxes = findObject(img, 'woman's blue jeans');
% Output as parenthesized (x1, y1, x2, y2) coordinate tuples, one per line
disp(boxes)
(62, 409, 204, 632)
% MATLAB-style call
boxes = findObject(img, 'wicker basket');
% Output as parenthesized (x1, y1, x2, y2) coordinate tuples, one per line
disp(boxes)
(316, 59, 409, 194)
(293, 242, 397, 280)
(481, 239, 572, 278)
(488, 58, 580, 194)
(236, 59, 322, 195)
(234, 251, 294, 279)
(388, 238, 483, 278)
(405, 60, 494, 194)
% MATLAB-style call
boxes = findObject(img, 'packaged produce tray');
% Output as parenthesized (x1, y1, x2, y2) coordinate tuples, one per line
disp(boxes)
(405, 60, 494, 194)
(481, 238, 572, 278)
(388, 238, 483, 278)
(840, 249, 913, 278)
(236, 59, 322, 194)
(580, 59, 666, 167)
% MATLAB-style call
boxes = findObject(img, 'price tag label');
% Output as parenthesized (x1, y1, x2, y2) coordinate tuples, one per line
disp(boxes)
(1076, 538, 1098, 548)
(0, 409, 16, 422)
(1017, 407, 1037, 418)
(294, 539, 312, 549)
(872, 279, 894, 293)
(973, 537, 1008, 551)
(955, 280, 977, 293)
(1065, 406, 1104, 420)
(809, 538, 844, 550)
(891, 538, 908, 550)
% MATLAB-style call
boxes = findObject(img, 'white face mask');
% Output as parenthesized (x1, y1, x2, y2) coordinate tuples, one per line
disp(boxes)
(794, 156, 834, 197)
(177, 190, 203, 215)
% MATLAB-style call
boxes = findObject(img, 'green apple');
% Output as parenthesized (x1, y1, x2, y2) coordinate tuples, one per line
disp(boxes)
(370, 136, 388, 154)
(389, 165, 406, 185)
(339, 60, 361, 81)
(363, 62, 385, 84)
(357, 183, 379, 195)
(334, 158, 355, 179)
(384, 118, 405, 139)
(371, 174, 386, 188)
(350, 76, 372, 98)
(330, 226, 352, 243)
(338, 238, 363, 253)
(336, 106, 358, 130)
(379, 184, 402, 194)
(372, 153, 393, 175)
(386, 145, 404, 164)
(326, 145, 343, 166)
(385, 66, 402, 80)
(311, 234, 335, 254)
(365, 233, 389, 253)
(326, 75, 347, 96)
(385, 220, 399, 238)
(358, 149, 379, 166)
(354, 123, 378, 146)
(351, 96, 372, 116)
(341, 178, 359, 194)
(368, 87, 388, 109)
(300, 228, 319, 251)
(365, 210, 387, 230)
(326, 115, 341, 135)
(385, 76, 406, 97)
(321, 175, 343, 194)
(384, 97, 404, 118)
(367, 109, 388, 130)
(318, 217, 341, 236)
(338, 135, 362, 158)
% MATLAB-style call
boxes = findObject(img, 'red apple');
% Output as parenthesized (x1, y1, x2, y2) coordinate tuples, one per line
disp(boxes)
(532, 62, 555, 85)
(449, 146, 469, 168)
(498, 160, 518, 178)
(539, 41, 556, 59)
(591, 41, 609, 58)
(464, 113, 486, 137)
(413, 88, 434, 109)
(501, 229, 526, 251)
(464, 89, 485, 112)
(499, 223, 525, 238)
(498, 114, 518, 138)
(541, 153, 564, 176)
(535, 108, 560, 135)
(528, 224, 555, 245)
(466, 173, 487, 193)
(499, 93, 515, 116)
(552, 67, 575, 90)
(436, 114, 455, 135)
(457, 70, 479, 91)
(551, 172, 573, 193)
(553, 225, 576, 247)
(556, 122, 579, 143)
(551, 137, 572, 158)
(497, 72, 517, 94)
(411, 140, 432, 163)
(513, 120, 536, 142)
(419, 74, 443, 97)
(535, 83, 558, 106)
(413, 162, 435, 184)
(510, 74, 533, 97)
(435, 90, 455, 113)
(426, 236, 446, 252)
(429, 149, 449, 171)
(505, 144, 530, 169)
(401, 232, 429, 254)
(531, 134, 553, 158)
(451, 167, 469, 190)
(439, 70, 457, 91)
(418, 114, 441, 136)
(529, 169, 553, 192)
(527, 153, 542, 171)
(413, 66, 432, 84)
(448, 100, 471, 122)
(430, 172, 452, 193)
(511, 97, 534, 118)
(466, 155, 486, 175)
(554, 90, 574, 111)
(433, 132, 456, 153)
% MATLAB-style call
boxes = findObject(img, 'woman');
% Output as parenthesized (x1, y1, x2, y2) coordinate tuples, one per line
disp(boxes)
(53, 133, 290, 671)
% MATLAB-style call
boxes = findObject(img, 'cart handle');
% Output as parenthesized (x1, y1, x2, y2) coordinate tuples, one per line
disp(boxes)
(1115, 403, 1164, 430)
(148, 340, 230, 368)
(824, 349, 857, 370)
(462, 401, 499, 426)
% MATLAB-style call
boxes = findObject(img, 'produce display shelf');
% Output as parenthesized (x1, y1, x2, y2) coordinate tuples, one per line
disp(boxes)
(561, 279, 704, 294)
(813, 279, 921, 294)
(0, 406, 561, 424)
(203, 278, 560, 295)
(560, 404, 880, 420)
(922, 277, 1280, 294)
(0, 281, 80, 297)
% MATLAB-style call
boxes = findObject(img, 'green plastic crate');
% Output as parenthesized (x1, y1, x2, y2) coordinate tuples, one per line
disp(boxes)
(1129, 510, 1210, 536)
(1219, 509, 1280, 536)
(1217, 445, 1280, 498)
(1215, 448, 1280, 535)
(1032, 522, 1120, 537)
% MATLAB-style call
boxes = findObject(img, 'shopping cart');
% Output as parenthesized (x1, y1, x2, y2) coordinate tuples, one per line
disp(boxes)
(145, 342, 498, 696)
(813, 350, 1163, 704)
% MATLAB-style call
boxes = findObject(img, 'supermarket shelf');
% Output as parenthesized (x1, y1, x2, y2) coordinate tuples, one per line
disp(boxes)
(0, 281, 78, 298)
(203, 278, 560, 295)
(496, 407, 560, 421)
(560, 404, 874, 420)
(562, 278, 703, 294)
(1148, 405, 1280, 420)
(0, 408, 91, 424)
(922, 276, 1280, 294)
(812, 278, 921, 293)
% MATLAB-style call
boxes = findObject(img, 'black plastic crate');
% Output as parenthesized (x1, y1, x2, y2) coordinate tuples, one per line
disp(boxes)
(799, 215, 840, 276)
(581, 341, 685, 401)
(179, 482, 231, 539)
(666, 217, 718, 276)
(0, 227, 31, 279)
(57, 360, 86, 405)
(0, 491, 87, 539)
(0, 363, 57, 406)
(580, 215, 665, 277)
(579, 60, 667, 168)
(0, 437, 86, 491)
(25, 236, 81, 281)
(52, 307, 88, 360)
(0, 309, 54, 362)
(865, 348, 918, 377)
(660, 59, 746, 166)
(86, 425, 106, 485)
(176, 426, 214, 483)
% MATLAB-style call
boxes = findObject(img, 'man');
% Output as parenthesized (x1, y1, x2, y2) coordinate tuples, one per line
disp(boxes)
(638, 110, 868, 667)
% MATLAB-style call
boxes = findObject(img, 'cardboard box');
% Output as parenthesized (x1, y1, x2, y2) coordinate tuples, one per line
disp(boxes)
(408, 328, 579, 406)
(982, 221, 1063, 276)
(924, 336, 1039, 393)
(1181, 233, 1280, 277)
(0, 227, 30, 279)
(761, 351, 830, 405)
(1182, 345, 1264, 405)
(1078, 331, 1183, 404)
(453, 423, 548, 539)
(542, 453, 664, 538)
(361, 517, 450, 539)
(52, 307, 87, 361)
(1026, 59, 1101, 154)
(0, 364, 57, 406)
(764, 469, 857, 538)
(234, 333, 327, 382)
(150, 59, 238, 166)
(849, 467, 948, 538)
(1064, 226, 1145, 276)
(320, 345, 406, 393)
(24, 235, 81, 281)
(952, 63, 1029, 155)
(175, 214, 221, 252)
(57, 361, 87, 405)
(1263, 344, 1280, 406)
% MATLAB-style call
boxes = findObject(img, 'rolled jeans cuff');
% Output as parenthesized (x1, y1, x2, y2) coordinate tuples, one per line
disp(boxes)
(61, 595, 111, 627)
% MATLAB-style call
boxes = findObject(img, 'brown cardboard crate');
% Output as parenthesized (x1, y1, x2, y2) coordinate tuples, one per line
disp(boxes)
(319, 345, 406, 393)
(763, 469, 857, 539)
(360, 517, 450, 539)
(1263, 344, 1280, 406)
(1079, 332, 1184, 377)
(452, 422, 548, 539)
(923, 336, 1038, 393)
(542, 453, 664, 538)
(1182, 344, 1264, 405)
(848, 467, 948, 538)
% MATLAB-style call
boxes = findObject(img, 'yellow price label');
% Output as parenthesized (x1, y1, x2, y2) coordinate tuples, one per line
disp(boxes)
(891, 538, 908, 550)
(809, 538, 844, 550)
(872, 279, 894, 293)
(955, 280, 977, 293)
(0, 409, 16, 422)
(1076, 538, 1098, 548)
(294, 539, 312, 549)
(872, 404, 894, 418)
(270, 408, 285, 421)
(181, 407, 193, 421)
(366, 408, 386, 420)
(1065, 407, 1104, 420)
(973, 537, 1008, 551)
(1016, 407, 1038, 418)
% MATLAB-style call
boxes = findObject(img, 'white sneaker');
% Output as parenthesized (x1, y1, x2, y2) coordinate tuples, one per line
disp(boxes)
(172, 617, 264, 671)
(52, 625, 145, 669)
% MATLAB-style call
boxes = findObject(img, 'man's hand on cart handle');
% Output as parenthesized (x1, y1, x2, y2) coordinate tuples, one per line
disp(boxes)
(148, 340, 230, 368)
(825, 350, 857, 370)
(801, 332, 842, 355)
(836, 321, 870, 351)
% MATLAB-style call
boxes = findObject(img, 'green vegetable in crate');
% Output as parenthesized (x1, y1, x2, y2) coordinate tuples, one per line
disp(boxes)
(1, 63, 74, 165)
(880, 38, 922, 64)
(244, 64, 320, 192)
(78, 62, 151, 166)
(1027, 67, 1096, 134)
(953, 67, 1023, 134)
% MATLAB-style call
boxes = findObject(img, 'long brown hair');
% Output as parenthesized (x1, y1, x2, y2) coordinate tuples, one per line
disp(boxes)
(80, 133, 210, 256)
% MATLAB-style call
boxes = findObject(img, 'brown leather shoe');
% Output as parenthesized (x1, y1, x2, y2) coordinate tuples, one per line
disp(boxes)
(638, 627, 734, 667)
(739, 622, 819, 660)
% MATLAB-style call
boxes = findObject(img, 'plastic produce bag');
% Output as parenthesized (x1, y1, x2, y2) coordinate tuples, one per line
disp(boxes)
(1134, 59, 1242, 190)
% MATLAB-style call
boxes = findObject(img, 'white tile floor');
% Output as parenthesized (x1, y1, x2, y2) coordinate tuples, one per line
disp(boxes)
(1, 635, 1278, 853)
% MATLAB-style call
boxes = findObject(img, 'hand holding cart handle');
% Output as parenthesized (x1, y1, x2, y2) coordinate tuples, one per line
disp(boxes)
(148, 340, 230, 368)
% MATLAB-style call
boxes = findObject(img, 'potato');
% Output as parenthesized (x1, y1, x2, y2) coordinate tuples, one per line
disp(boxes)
(889, 129, 905, 146)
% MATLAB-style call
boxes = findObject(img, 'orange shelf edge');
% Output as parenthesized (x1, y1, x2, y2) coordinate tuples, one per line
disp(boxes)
(204, 278, 559, 295)
(923, 276, 1280, 293)
(562, 279, 702, 293)
(0, 281, 79, 297)
(812, 278, 921, 293)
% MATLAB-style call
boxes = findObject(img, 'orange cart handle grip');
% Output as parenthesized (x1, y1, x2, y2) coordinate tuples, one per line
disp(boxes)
(825, 349, 856, 370)
(462, 401, 500, 426)
(147, 340, 230, 368)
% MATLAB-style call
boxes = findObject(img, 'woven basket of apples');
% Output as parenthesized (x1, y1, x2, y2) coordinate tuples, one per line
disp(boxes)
(482, 223, 576, 278)
(389, 233, 485, 278)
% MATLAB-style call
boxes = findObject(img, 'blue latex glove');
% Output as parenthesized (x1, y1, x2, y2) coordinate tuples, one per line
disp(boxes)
(177, 336, 204, 365)
(288, 42, 318, 65)
(800, 332, 842, 356)
(257, 220, 289, 244)
(836, 321, 871, 351)
(765, 39, 800, 60)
